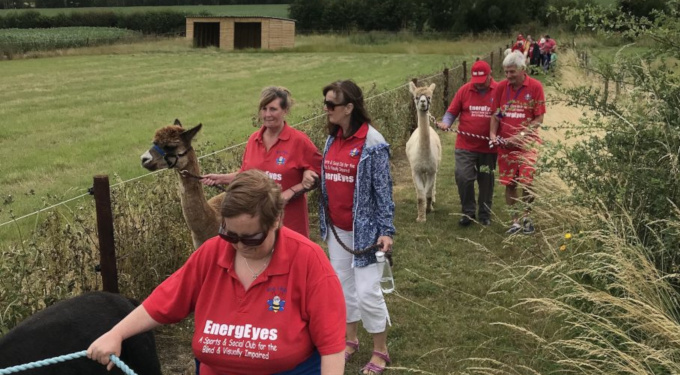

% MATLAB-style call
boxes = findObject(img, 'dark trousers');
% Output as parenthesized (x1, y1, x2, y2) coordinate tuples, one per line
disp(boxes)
(542, 53, 552, 71)
(454, 149, 497, 220)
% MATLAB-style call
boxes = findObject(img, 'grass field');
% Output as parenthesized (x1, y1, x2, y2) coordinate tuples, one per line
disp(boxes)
(0, 35, 503, 231)
(0, 4, 289, 16)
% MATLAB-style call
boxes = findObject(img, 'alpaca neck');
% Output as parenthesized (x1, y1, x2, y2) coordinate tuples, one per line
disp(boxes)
(177, 152, 215, 226)
(417, 109, 431, 149)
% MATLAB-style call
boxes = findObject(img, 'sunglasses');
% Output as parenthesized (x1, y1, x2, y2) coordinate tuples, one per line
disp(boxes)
(323, 100, 346, 111)
(219, 224, 267, 246)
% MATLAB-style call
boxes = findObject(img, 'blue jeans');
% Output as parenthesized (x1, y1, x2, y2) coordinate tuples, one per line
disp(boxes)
(195, 351, 321, 375)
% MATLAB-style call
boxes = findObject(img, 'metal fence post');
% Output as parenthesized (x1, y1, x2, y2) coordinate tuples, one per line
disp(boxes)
(93, 175, 119, 293)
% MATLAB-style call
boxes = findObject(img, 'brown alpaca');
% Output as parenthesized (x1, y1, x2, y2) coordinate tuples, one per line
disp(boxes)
(140, 119, 222, 248)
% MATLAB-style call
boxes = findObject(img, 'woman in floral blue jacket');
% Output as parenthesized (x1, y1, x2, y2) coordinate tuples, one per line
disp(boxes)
(318, 79, 395, 375)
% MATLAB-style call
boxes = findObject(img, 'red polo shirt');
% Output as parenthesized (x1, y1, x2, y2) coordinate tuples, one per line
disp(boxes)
(240, 123, 322, 238)
(446, 80, 498, 153)
(491, 74, 546, 150)
(143, 227, 346, 375)
(323, 123, 368, 231)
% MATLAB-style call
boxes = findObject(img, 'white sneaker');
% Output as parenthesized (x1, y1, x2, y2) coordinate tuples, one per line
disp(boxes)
(506, 222, 522, 235)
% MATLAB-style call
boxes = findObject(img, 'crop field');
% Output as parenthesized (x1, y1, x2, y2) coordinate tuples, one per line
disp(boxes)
(0, 27, 142, 54)
(0, 35, 504, 233)
(0, 4, 289, 16)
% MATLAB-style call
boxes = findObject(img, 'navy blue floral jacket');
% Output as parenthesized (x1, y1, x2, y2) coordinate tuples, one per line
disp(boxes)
(319, 125, 396, 267)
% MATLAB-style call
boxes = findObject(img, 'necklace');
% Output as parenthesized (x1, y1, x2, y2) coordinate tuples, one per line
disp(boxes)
(242, 248, 274, 279)
(244, 257, 269, 279)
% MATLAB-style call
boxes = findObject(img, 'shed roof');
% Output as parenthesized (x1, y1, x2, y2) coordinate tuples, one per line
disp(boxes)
(185, 15, 296, 22)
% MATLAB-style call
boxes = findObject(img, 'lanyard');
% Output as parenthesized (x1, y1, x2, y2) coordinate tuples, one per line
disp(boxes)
(506, 84, 525, 104)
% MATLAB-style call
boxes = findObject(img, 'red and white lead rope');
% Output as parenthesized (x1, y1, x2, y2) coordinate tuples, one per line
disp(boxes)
(427, 112, 509, 148)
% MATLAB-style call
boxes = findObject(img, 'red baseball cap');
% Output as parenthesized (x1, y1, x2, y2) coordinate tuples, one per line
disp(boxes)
(470, 60, 491, 84)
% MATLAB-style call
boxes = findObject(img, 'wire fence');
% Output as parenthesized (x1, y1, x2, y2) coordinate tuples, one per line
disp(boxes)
(0, 47, 503, 331)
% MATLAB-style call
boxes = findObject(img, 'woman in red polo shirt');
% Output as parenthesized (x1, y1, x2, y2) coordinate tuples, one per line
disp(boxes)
(319, 80, 396, 375)
(201, 86, 322, 238)
(88, 170, 346, 375)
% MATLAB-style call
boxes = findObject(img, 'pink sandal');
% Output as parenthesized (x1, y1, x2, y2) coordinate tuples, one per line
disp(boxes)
(359, 351, 391, 374)
(345, 340, 360, 362)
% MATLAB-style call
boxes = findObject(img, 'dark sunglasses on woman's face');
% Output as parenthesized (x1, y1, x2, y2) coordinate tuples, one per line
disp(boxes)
(219, 224, 267, 246)
(323, 100, 346, 111)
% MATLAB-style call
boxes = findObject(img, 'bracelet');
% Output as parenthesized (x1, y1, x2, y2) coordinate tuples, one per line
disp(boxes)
(288, 188, 297, 195)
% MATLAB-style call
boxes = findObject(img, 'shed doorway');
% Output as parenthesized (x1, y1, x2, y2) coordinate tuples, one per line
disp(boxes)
(194, 22, 220, 48)
(234, 22, 261, 49)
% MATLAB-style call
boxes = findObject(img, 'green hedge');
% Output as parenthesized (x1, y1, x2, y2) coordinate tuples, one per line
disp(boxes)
(0, 10, 186, 35)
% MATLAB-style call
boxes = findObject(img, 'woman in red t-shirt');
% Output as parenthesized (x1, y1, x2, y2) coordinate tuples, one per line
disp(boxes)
(201, 87, 322, 238)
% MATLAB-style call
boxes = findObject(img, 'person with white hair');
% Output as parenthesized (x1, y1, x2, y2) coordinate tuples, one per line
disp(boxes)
(489, 51, 546, 235)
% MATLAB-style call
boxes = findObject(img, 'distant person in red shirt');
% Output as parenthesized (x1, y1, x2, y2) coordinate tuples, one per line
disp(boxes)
(541, 35, 557, 72)
(202, 86, 322, 238)
(489, 52, 546, 235)
(88, 169, 346, 375)
(437, 60, 498, 226)
(511, 34, 525, 53)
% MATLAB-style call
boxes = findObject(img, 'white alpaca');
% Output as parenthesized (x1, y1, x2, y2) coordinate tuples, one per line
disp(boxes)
(406, 82, 442, 222)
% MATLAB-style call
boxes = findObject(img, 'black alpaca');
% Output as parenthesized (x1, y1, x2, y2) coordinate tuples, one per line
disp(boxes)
(0, 292, 162, 375)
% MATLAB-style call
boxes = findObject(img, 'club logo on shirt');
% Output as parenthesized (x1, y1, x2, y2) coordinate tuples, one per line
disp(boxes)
(275, 156, 286, 165)
(524, 93, 532, 101)
(349, 148, 360, 157)
(267, 296, 285, 313)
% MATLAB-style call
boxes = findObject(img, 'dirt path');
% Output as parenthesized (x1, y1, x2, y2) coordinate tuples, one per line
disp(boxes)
(541, 49, 590, 146)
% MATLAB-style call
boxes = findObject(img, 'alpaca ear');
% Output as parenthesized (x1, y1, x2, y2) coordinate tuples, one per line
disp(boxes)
(181, 123, 202, 142)
(428, 83, 436, 92)
(409, 81, 417, 95)
(174, 119, 183, 127)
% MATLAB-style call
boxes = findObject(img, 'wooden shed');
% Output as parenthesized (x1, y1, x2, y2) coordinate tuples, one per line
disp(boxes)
(186, 16, 295, 51)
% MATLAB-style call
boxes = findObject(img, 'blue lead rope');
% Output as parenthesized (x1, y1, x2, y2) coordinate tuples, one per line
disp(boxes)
(0, 350, 138, 375)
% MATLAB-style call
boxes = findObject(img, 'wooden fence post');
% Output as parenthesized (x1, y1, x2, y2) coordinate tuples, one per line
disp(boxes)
(442, 68, 449, 109)
(462, 61, 467, 82)
(409, 78, 418, 134)
(490, 51, 494, 73)
(93, 175, 119, 293)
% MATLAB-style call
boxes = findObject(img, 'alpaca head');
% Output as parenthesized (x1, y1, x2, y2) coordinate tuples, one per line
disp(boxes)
(141, 119, 202, 171)
(409, 82, 436, 112)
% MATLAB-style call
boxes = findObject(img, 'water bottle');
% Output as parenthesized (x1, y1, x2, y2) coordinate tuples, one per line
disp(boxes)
(375, 251, 395, 294)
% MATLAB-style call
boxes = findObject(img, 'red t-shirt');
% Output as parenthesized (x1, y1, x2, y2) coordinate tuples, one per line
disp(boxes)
(541, 39, 556, 53)
(511, 41, 524, 53)
(323, 123, 368, 231)
(143, 227, 346, 375)
(491, 74, 546, 150)
(240, 123, 322, 238)
(446, 80, 498, 153)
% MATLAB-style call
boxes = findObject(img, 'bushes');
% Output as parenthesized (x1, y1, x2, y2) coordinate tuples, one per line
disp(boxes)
(0, 9, 186, 34)
(546, 3, 680, 277)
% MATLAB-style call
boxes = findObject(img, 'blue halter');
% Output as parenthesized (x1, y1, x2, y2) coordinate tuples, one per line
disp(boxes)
(151, 144, 192, 169)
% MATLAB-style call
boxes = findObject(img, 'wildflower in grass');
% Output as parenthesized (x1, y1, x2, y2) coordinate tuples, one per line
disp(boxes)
(565, 233, 572, 240)
(559, 244, 567, 251)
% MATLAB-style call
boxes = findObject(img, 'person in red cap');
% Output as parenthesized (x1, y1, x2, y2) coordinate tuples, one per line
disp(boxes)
(511, 34, 525, 53)
(489, 51, 546, 235)
(437, 60, 498, 226)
